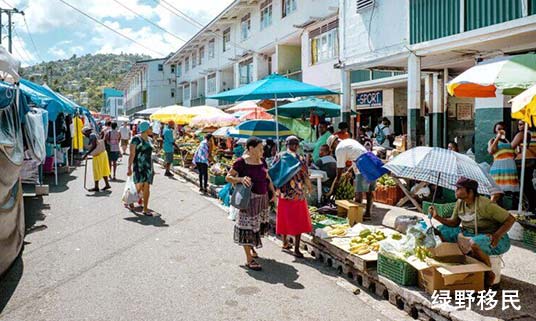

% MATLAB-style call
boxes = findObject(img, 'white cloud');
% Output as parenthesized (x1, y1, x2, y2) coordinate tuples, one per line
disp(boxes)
(9, 35, 38, 67)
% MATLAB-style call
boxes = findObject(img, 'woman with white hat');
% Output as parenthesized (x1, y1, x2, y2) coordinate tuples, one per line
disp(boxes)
(127, 121, 155, 216)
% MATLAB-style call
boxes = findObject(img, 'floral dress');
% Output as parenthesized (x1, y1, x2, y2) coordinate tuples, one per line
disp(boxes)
(131, 135, 154, 184)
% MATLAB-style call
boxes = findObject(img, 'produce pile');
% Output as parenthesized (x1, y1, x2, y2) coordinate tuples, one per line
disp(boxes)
(327, 224, 351, 237)
(376, 174, 396, 189)
(209, 163, 228, 176)
(334, 174, 355, 200)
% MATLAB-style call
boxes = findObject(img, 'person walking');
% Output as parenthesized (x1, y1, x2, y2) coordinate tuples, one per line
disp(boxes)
(105, 122, 121, 180)
(276, 136, 313, 258)
(193, 134, 214, 193)
(127, 121, 155, 216)
(226, 137, 275, 271)
(119, 122, 131, 155)
(162, 121, 178, 177)
(488, 122, 519, 196)
(82, 127, 111, 192)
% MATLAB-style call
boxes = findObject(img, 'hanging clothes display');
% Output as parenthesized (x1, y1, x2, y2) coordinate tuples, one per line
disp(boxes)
(72, 115, 84, 150)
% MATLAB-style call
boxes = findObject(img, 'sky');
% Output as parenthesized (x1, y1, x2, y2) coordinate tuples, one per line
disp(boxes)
(1, 0, 234, 66)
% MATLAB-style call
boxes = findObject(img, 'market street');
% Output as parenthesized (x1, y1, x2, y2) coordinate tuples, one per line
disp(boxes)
(0, 161, 410, 321)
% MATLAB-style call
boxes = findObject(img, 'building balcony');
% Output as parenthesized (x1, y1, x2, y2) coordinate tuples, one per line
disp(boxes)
(190, 97, 206, 107)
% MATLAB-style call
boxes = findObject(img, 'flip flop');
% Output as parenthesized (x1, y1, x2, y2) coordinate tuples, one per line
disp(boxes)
(143, 211, 153, 216)
(102, 185, 112, 191)
(282, 243, 292, 251)
(87, 187, 99, 192)
(245, 260, 262, 271)
(251, 249, 259, 258)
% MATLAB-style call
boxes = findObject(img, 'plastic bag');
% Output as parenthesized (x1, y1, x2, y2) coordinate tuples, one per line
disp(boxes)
(122, 176, 139, 205)
(379, 233, 416, 260)
(228, 206, 239, 221)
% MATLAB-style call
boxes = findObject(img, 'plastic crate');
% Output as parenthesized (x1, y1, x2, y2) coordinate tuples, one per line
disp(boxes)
(523, 229, 536, 252)
(209, 175, 227, 185)
(378, 253, 418, 286)
(422, 201, 456, 218)
(312, 214, 347, 229)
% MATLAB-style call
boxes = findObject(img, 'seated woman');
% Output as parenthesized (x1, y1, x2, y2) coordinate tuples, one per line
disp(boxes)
(430, 177, 515, 284)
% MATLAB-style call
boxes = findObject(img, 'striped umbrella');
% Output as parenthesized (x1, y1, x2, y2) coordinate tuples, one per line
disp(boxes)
(230, 120, 293, 140)
(384, 147, 495, 195)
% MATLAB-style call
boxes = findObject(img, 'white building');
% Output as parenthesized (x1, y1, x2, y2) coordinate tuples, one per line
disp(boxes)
(118, 58, 177, 115)
(165, 0, 339, 108)
(101, 96, 125, 118)
(339, 0, 536, 162)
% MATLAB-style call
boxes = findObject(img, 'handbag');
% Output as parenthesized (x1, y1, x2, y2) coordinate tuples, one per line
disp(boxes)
(269, 152, 302, 189)
(231, 183, 252, 210)
(90, 139, 106, 157)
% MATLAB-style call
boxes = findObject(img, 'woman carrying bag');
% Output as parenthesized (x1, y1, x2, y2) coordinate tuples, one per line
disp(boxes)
(226, 137, 276, 271)
(274, 136, 312, 258)
(82, 127, 111, 192)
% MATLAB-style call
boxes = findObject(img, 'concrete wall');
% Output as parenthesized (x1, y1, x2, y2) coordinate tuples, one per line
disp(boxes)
(145, 60, 176, 108)
(277, 45, 301, 74)
(340, 0, 408, 66)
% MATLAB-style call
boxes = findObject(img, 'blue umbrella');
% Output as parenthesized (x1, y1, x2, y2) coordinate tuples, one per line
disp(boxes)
(207, 73, 337, 144)
(266, 97, 341, 118)
(229, 120, 294, 140)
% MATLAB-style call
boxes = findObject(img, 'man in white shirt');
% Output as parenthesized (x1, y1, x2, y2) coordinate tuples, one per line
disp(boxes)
(326, 135, 375, 218)
(119, 122, 131, 155)
(374, 117, 392, 148)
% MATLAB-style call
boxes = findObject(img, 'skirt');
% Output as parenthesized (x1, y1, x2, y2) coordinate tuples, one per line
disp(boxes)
(490, 158, 519, 192)
(92, 152, 111, 181)
(276, 198, 312, 235)
(234, 193, 269, 248)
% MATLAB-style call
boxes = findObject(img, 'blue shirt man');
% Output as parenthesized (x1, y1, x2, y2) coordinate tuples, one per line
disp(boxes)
(163, 121, 176, 176)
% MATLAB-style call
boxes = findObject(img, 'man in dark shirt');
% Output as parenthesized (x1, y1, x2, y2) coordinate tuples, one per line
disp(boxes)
(314, 144, 337, 187)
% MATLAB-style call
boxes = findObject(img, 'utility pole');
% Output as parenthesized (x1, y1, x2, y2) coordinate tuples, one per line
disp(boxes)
(0, 7, 25, 53)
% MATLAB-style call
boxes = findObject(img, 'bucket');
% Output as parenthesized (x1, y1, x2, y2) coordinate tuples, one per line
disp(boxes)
(489, 255, 504, 285)
(355, 152, 388, 182)
(43, 156, 54, 173)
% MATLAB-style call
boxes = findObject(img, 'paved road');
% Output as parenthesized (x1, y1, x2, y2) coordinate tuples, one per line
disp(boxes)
(1, 160, 410, 321)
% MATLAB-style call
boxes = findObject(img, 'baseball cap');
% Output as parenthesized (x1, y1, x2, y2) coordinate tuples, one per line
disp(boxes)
(285, 135, 300, 144)
(138, 121, 151, 133)
(455, 177, 479, 191)
(326, 135, 339, 149)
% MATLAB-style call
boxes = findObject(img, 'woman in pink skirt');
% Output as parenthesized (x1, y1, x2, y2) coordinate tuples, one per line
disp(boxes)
(276, 136, 313, 258)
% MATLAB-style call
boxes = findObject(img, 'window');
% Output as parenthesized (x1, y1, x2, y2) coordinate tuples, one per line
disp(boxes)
(223, 28, 231, 52)
(192, 52, 197, 68)
(184, 84, 190, 101)
(157, 64, 163, 71)
(260, 1, 272, 30)
(185, 57, 190, 72)
(177, 62, 182, 77)
(199, 46, 204, 65)
(208, 39, 215, 59)
(171, 64, 176, 74)
(171, 88, 175, 98)
(207, 73, 217, 94)
(310, 20, 339, 65)
(239, 58, 254, 85)
(282, 0, 296, 18)
(241, 13, 251, 41)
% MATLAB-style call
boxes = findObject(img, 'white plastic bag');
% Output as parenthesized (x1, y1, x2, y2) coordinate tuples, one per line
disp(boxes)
(228, 205, 239, 221)
(122, 176, 139, 205)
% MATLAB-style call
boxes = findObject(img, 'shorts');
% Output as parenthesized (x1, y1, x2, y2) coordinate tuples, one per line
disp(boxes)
(355, 174, 376, 193)
(121, 139, 129, 147)
(164, 152, 174, 164)
(108, 151, 121, 162)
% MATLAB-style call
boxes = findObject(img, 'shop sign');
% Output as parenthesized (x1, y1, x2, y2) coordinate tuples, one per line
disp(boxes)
(456, 103, 473, 120)
(356, 90, 382, 108)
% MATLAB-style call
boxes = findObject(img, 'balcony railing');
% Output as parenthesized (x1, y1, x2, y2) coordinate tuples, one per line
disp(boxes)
(191, 97, 206, 106)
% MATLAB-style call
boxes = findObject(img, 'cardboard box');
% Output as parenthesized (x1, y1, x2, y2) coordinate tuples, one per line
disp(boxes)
(406, 243, 491, 294)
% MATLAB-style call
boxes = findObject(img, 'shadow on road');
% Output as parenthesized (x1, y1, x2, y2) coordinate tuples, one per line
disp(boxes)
(123, 212, 169, 227)
(243, 258, 304, 290)
(22, 195, 49, 235)
(85, 191, 113, 197)
(0, 255, 23, 314)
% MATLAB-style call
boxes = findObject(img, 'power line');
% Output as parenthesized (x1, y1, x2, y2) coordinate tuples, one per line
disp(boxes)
(0, 0, 14, 8)
(111, 0, 187, 43)
(12, 26, 37, 64)
(22, 15, 44, 62)
(59, 0, 166, 57)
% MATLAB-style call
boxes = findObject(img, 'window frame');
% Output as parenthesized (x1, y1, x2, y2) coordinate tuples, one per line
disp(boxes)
(185, 57, 190, 72)
(260, 0, 273, 30)
(177, 62, 182, 78)
(309, 21, 339, 65)
(208, 39, 215, 59)
(199, 46, 205, 66)
(223, 28, 231, 52)
(207, 73, 217, 94)
(183, 84, 191, 101)
(239, 58, 254, 85)
(192, 52, 197, 69)
(157, 64, 163, 72)
(282, 0, 297, 18)
(240, 13, 251, 41)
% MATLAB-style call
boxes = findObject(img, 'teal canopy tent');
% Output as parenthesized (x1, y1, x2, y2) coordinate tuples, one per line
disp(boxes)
(267, 97, 342, 118)
(207, 74, 337, 145)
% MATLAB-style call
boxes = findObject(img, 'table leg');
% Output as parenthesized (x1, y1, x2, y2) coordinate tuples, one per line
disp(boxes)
(317, 177, 322, 204)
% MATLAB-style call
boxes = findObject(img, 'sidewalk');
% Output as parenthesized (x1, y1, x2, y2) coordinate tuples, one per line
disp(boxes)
(162, 159, 536, 320)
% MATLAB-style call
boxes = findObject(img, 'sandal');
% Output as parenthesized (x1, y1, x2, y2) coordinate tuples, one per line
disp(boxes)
(282, 243, 292, 251)
(245, 260, 262, 271)
(143, 211, 153, 216)
(102, 185, 112, 191)
(88, 187, 99, 192)
(294, 251, 304, 259)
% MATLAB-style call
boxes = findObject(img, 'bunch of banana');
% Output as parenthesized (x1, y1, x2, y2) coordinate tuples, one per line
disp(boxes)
(327, 224, 350, 237)
(334, 178, 355, 200)
(415, 246, 433, 261)
(349, 244, 371, 255)
(391, 233, 402, 240)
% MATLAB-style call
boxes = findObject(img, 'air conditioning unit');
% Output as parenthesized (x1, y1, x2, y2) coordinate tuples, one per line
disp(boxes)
(356, 0, 374, 13)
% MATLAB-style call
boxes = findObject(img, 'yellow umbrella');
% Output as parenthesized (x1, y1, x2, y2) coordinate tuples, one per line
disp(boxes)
(510, 83, 536, 126)
(509, 85, 536, 212)
(150, 105, 189, 124)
